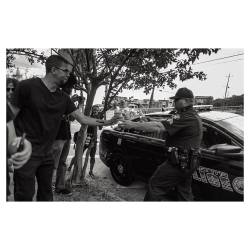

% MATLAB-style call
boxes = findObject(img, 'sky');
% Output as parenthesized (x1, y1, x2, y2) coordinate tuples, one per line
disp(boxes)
(8, 48, 244, 104)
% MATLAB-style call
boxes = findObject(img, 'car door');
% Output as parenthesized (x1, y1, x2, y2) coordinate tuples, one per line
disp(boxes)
(120, 131, 166, 180)
(192, 123, 243, 201)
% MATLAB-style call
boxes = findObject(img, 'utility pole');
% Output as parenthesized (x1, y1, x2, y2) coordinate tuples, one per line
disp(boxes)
(224, 73, 233, 108)
(224, 73, 231, 99)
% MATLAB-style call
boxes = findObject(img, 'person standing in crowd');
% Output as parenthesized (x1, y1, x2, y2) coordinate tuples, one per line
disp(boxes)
(70, 105, 102, 178)
(119, 88, 202, 201)
(51, 73, 78, 195)
(87, 105, 102, 178)
(7, 78, 18, 105)
(10, 55, 120, 201)
(6, 78, 32, 200)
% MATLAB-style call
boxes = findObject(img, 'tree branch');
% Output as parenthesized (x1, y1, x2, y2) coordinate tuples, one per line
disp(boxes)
(91, 50, 97, 77)
(110, 50, 135, 82)
(7, 50, 46, 61)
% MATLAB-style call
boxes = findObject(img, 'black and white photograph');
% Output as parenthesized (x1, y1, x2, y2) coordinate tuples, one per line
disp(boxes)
(1, 1, 249, 250)
(6, 48, 244, 202)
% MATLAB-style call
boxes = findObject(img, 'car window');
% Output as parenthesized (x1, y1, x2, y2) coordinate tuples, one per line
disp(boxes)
(202, 124, 233, 149)
(216, 116, 243, 141)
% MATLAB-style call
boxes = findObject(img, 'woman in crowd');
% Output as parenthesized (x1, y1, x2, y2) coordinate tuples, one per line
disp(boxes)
(6, 78, 32, 200)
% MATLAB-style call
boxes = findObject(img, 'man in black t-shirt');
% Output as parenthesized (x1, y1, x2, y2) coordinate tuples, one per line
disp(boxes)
(52, 74, 77, 195)
(11, 55, 120, 201)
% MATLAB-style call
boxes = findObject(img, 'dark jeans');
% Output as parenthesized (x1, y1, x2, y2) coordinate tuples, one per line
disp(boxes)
(14, 153, 54, 201)
(55, 139, 71, 190)
(144, 160, 194, 201)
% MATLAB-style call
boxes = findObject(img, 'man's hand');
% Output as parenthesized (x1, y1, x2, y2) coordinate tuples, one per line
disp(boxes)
(108, 111, 124, 125)
(9, 138, 32, 169)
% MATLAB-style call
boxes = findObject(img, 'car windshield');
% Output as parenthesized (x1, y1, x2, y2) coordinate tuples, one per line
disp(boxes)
(216, 116, 244, 141)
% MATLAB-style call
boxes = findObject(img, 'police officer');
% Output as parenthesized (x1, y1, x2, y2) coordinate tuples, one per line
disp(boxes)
(118, 87, 203, 201)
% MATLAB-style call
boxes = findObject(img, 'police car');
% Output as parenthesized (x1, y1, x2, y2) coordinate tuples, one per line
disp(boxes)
(99, 110, 244, 201)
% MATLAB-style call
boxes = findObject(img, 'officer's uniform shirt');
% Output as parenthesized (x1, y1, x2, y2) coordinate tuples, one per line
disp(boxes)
(161, 106, 203, 149)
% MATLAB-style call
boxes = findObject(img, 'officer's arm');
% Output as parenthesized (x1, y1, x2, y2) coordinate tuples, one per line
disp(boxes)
(161, 118, 185, 137)
(119, 121, 165, 133)
(70, 109, 119, 127)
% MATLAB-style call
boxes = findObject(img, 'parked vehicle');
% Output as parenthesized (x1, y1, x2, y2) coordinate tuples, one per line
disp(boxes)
(99, 110, 243, 201)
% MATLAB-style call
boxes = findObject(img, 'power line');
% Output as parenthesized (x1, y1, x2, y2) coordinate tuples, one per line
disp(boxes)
(193, 58, 243, 68)
(193, 53, 244, 65)
(213, 58, 243, 65)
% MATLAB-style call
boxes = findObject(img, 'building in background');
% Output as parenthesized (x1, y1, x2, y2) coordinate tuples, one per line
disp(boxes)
(7, 67, 44, 81)
(12, 67, 23, 81)
(195, 96, 214, 105)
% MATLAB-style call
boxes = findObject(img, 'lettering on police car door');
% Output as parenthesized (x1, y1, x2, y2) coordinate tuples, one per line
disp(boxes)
(192, 167, 243, 195)
(232, 177, 244, 195)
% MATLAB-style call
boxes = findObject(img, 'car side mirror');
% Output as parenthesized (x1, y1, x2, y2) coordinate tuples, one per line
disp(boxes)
(209, 144, 243, 159)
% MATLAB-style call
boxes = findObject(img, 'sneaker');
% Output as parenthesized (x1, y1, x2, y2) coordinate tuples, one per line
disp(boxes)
(55, 188, 72, 195)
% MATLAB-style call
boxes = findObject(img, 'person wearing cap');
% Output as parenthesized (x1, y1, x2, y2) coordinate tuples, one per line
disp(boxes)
(118, 87, 203, 201)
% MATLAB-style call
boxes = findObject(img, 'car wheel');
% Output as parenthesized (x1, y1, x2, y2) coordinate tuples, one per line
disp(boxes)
(110, 153, 134, 186)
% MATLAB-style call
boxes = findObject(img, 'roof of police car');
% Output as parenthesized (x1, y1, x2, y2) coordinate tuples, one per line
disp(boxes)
(198, 111, 242, 122)
(146, 110, 241, 122)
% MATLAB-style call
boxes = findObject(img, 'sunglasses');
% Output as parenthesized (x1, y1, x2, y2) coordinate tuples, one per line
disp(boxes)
(7, 87, 15, 92)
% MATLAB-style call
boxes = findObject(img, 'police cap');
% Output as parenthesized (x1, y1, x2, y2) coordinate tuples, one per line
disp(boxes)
(170, 87, 194, 100)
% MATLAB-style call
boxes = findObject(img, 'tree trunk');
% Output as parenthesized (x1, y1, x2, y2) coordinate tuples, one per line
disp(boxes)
(149, 85, 155, 109)
(71, 85, 97, 185)
(80, 140, 92, 180)
(102, 98, 110, 119)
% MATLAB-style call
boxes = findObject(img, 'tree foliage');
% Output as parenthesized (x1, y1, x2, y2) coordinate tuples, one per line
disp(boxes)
(6, 48, 47, 68)
(58, 48, 219, 113)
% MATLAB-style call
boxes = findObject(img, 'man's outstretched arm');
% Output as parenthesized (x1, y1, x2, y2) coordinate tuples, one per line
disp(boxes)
(70, 109, 120, 127)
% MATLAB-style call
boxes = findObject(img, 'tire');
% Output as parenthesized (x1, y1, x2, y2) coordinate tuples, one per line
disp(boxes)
(110, 153, 134, 186)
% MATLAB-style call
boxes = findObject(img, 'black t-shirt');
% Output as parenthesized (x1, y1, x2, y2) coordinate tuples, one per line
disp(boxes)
(55, 117, 71, 140)
(13, 78, 77, 156)
(7, 103, 15, 159)
(161, 107, 203, 149)
(7, 102, 15, 123)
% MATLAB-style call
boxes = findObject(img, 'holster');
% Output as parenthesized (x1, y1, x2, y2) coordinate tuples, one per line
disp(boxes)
(188, 149, 201, 172)
(166, 147, 201, 173)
